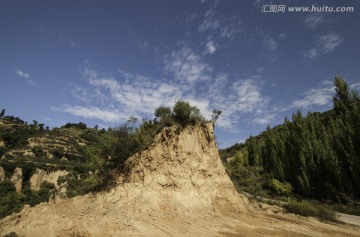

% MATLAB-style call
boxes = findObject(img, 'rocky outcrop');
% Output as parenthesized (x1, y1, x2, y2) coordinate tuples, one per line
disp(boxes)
(10, 167, 23, 193)
(29, 168, 69, 191)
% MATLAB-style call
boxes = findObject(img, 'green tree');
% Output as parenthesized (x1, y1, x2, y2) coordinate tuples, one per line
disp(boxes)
(32, 120, 38, 128)
(0, 109, 5, 118)
(172, 100, 203, 126)
(333, 76, 351, 114)
(155, 106, 173, 126)
(211, 110, 222, 125)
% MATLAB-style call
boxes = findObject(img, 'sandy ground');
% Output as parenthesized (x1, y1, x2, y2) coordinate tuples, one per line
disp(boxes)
(78, 211, 360, 237)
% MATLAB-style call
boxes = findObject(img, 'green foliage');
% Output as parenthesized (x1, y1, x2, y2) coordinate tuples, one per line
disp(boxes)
(0, 160, 16, 177)
(65, 173, 95, 197)
(2, 116, 25, 124)
(211, 110, 222, 125)
(84, 117, 160, 191)
(154, 100, 205, 127)
(223, 77, 360, 204)
(266, 179, 293, 196)
(155, 106, 173, 126)
(62, 122, 88, 129)
(173, 100, 203, 126)
(0, 120, 41, 150)
(31, 147, 46, 159)
(0, 109, 5, 118)
(225, 163, 270, 196)
(0, 180, 23, 218)
(52, 148, 64, 159)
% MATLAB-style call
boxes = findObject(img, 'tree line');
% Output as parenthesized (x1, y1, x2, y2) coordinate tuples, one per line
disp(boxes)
(239, 77, 360, 202)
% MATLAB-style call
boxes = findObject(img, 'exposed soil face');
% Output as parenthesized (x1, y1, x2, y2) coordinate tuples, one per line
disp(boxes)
(0, 122, 359, 236)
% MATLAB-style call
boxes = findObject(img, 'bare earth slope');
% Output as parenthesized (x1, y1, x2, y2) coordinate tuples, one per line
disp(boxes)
(1, 122, 359, 237)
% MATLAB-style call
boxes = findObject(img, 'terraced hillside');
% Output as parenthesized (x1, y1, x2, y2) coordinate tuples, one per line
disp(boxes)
(0, 117, 102, 218)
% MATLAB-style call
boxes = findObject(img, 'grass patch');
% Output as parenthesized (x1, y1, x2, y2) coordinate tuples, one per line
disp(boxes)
(285, 200, 337, 222)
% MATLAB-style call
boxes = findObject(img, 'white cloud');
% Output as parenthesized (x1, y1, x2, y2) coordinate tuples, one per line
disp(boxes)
(251, 113, 276, 126)
(205, 40, 217, 54)
(82, 68, 180, 116)
(54, 105, 127, 122)
(59, 62, 272, 130)
(15, 69, 35, 85)
(304, 33, 343, 59)
(165, 46, 212, 83)
(207, 76, 270, 128)
(291, 82, 335, 109)
(350, 83, 360, 90)
(57, 44, 273, 130)
(232, 79, 268, 113)
(15, 69, 29, 78)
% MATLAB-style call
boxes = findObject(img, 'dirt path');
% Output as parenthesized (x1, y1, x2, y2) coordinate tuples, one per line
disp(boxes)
(113, 212, 360, 237)
(337, 213, 360, 226)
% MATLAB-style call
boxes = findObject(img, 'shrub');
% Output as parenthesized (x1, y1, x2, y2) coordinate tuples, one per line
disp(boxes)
(0, 180, 23, 218)
(267, 178, 293, 196)
(52, 149, 64, 159)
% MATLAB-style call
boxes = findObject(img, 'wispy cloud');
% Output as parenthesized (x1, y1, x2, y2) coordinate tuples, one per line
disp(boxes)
(205, 40, 217, 54)
(207, 75, 270, 127)
(15, 69, 35, 85)
(232, 79, 269, 113)
(304, 14, 326, 29)
(318, 33, 343, 54)
(198, 3, 242, 40)
(54, 105, 127, 122)
(304, 33, 343, 59)
(165, 46, 212, 83)
(263, 36, 278, 52)
(15, 69, 29, 78)
(350, 83, 360, 91)
(291, 81, 335, 109)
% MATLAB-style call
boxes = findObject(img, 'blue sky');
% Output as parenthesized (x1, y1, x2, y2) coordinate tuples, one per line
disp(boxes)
(1, 0, 360, 148)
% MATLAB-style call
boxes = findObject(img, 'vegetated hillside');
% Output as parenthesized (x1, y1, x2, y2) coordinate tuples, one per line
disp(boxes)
(0, 116, 104, 218)
(221, 77, 360, 211)
(1, 122, 359, 237)
(0, 100, 208, 219)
